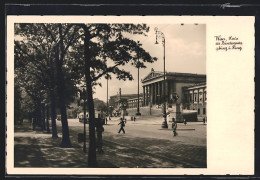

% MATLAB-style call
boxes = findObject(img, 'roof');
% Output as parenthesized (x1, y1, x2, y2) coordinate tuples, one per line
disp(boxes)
(142, 70, 206, 83)
(182, 82, 207, 89)
(110, 93, 143, 99)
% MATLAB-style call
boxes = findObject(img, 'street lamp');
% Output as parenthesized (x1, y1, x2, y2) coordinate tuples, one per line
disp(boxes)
(136, 41, 141, 116)
(155, 27, 168, 128)
(80, 88, 87, 153)
(106, 73, 109, 117)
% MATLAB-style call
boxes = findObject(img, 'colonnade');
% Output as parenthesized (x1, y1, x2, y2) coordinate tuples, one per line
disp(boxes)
(142, 80, 174, 106)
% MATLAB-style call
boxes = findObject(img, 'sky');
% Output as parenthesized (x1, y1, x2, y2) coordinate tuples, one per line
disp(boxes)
(93, 24, 206, 102)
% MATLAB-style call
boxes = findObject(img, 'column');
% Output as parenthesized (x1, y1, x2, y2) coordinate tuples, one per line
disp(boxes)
(148, 85, 151, 106)
(162, 81, 164, 103)
(165, 80, 169, 103)
(145, 86, 149, 106)
(155, 82, 158, 105)
(169, 81, 172, 103)
(193, 89, 195, 110)
(159, 81, 162, 104)
(153, 83, 155, 104)
(172, 81, 176, 98)
(143, 86, 145, 106)
(150, 84, 153, 105)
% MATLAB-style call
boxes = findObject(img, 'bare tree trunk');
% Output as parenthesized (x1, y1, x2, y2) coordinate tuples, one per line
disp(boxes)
(46, 104, 50, 133)
(42, 103, 46, 131)
(56, 60, 71, 147)
(50, 92, 58, 138)
(83, 25, 97, 167)
(55, 26, 71, 147)
(49, 53, 58, 138)
(36, 99, 43, 130)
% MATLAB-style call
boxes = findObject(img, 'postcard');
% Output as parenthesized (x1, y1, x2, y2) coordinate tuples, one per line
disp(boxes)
(6, 16, 254, 175)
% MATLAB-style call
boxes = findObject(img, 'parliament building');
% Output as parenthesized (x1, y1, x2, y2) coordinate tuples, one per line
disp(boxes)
(141, 68, 206, 105)
(126, 68, 207, 120)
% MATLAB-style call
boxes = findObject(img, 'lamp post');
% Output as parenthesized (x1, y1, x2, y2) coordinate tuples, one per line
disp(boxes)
(155, 27, 168, 128)
(136, 41, 141, 116)
(106, 74, 109, 117)
(80, 88, 87, 153)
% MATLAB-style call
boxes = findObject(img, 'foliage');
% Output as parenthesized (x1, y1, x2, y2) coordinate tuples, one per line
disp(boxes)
(14, 23, 157, 162)
(94, 98, 107, 112)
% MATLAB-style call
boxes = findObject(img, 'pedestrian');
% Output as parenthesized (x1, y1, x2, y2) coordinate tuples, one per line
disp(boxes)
(203, 117, 206, 125)
(183, 119, 187, 126)
(96, 118, 104, 154)
(109, 116, 111, 121)
(133, 116, 136, 122)
(172, 118, 177, 136)
(118, 118, 125, 134)
(105, 117, 108, 125)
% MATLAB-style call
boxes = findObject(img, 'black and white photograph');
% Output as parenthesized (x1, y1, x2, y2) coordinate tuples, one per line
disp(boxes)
(6, 16, 254, 175)
(13, 22, 206, 168)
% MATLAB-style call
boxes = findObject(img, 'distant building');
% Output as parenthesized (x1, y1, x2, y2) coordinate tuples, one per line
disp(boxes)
(109, 93, 141, 109)
(108, 88, 142, 116)
(127, 96, 143, 109)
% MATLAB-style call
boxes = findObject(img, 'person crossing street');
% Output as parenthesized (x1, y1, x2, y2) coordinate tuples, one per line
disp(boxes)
(118, 118, 125, 134)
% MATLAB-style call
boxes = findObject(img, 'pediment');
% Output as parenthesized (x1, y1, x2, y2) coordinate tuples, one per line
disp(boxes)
(142, 71, 163, 82)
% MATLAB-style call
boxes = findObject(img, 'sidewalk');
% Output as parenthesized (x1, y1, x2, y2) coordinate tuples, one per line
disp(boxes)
(14, 119, 206, 168)
(14, 122, 90, 168)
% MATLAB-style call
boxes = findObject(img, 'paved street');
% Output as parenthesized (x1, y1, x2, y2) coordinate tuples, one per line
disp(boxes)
(14, 116, 206, 168)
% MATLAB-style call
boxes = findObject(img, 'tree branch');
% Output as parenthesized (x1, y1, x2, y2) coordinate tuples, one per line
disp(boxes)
(92, 63, 121, 81)
(63, 24, 74, 37)
(15, 41, 49, 73)
(42, 24, 57, 43)
(64, 26, 80, 54)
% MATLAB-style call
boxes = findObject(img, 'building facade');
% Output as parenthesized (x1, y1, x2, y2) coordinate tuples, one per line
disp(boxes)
(142, 68, 206, 107)
(182, 82, 207, 119)
(127, 97, 143, 109)
(108, 88, 143, 116)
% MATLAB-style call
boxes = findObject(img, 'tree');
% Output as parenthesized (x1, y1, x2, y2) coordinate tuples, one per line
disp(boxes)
(16, 23, 83, 145)
(14, 23, 157, 166)
(42, 23, 82, 147)
(14, 80, 23, 125)
(94, 98, 107, 113)
(79, 23, 157, 166)
(15, 24, 59, 137)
